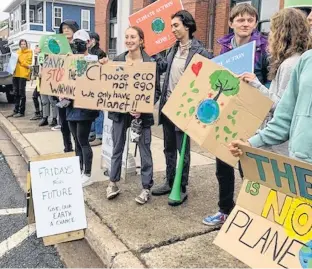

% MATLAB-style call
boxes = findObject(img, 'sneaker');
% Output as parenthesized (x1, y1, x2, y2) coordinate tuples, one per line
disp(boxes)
(90, 138, 102, 147)
(30, 113, 42, 120)
(39, 117, 48, 127)
(13, 113, 24, 118)
(202, 212, 228, 226)
(106, 182, 120, 199)
(51, 125, 61, 131)
(82, 174, 95, 188)
(151, 180, 171, 196)
(49, 118, 57, 127)
(135, 189, 150, 205)
(7, 111, 18, 118)
(168, 190, 188, 207)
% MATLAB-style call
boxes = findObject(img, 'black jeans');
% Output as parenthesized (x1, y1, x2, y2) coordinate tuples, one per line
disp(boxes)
(163, 115, 190, 189)
(58, 107, 73, 152)
(13, 77, 27, 114)
(216, 158, 244, 215)
(32, 86, 41, 113)
(69, 120, 93, 175)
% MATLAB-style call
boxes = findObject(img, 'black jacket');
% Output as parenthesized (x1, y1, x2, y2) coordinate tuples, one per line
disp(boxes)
(155, 38, 212, 125)
(89, 44, 107, 60)
(108, 50, 161, 128)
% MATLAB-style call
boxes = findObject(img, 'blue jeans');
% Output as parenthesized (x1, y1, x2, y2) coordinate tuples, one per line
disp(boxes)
(90, 111, 104, 139)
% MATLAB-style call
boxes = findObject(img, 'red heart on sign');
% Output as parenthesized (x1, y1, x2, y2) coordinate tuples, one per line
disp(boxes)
(192, 62, 203, 76)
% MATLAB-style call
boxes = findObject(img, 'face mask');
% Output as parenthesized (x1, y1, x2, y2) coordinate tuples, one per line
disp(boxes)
(74, 40, 87, 53)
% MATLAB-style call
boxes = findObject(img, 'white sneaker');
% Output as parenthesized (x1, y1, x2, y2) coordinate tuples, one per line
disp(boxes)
(82, 174, 94, 187)
(51, 125, 61, 131)
(135, 189, 150, 204)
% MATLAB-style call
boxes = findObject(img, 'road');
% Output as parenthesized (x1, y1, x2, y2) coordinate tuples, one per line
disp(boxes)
(0, 150, 64, 268)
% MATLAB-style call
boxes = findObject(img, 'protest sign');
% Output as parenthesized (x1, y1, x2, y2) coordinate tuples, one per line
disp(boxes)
(129, 0, 183, 56)
(212, 41, 255, 75)
(6, 52, 18, 74)
(162, 54, 273, 166)
(40, 54, 92, 99)
(30, 155, 87, 238)
(41, 54, 156, 113)
(285, 0, 312, 7)
(39, 34, 72, 55)
(214, 146, 312, 269)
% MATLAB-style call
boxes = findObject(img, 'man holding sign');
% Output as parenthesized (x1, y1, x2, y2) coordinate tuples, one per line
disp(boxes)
(203, 4, 269, 226)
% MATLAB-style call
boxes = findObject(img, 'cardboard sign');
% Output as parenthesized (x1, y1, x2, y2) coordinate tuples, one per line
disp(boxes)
(162, 54, 273, 166)
(212, 41, 255, 75)
(39, 34, 72, 55)
(30, 156, 87, 238)
(214, 146, 312, 269)
(285, 0, 312, 7)
(6, 52, 18, 74)
(129, 0, 183, 56)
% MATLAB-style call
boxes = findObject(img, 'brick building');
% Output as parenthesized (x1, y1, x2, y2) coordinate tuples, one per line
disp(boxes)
(95, 0, 285, 58)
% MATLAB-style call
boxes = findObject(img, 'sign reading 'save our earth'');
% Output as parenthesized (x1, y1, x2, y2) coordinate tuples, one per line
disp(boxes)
(30, 156, 87, 238)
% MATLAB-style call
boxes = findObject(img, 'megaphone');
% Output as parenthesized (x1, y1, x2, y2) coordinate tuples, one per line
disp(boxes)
(168, 133, 188, 202)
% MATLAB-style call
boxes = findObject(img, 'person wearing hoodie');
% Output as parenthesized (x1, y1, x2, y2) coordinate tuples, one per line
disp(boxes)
(203, 3, 269, 226)
(66, 29, 99, 186)
(151, 10, 211, 206)
(88, 32, 107, 147)
(106, 26, 160, 204)
(8, 39, 33, 118)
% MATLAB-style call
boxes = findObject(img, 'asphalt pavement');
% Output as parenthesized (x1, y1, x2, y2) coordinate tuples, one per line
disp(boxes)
(0, 151, 64, 268)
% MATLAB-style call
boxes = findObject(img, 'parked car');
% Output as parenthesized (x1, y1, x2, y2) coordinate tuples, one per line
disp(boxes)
(0, 53, 14, 103)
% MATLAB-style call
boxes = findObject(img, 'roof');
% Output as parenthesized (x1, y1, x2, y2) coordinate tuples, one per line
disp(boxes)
(3, 0, 95, 12)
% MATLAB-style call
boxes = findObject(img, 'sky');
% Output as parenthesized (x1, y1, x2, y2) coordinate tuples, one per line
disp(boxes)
(0, 1, 10, 21)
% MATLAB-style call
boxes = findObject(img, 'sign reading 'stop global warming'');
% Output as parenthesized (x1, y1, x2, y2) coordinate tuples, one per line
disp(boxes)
(129, 0, 184, 56)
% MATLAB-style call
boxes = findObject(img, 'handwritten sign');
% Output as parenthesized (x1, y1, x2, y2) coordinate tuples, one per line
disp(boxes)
(212, 41, 255, 75)
(214, 146, 312, 268)
(41, 54, 156, 113)
(129, 0, 183, 56)
(30, 156, 87, 238)
(6, 52, 18, 75)
(39, 34, 72, 55)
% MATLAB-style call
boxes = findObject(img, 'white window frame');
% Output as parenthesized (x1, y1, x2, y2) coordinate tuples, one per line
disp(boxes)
(53, 6, 63, 28)
(37, 7, 43, 23)
(30, 9, 35, 23)
(81, 9, 90, 31)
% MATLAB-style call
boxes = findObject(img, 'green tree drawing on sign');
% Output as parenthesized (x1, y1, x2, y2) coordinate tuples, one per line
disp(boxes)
(210, 70, 240, 101)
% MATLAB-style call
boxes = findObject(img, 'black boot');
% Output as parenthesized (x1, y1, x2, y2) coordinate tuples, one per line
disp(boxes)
(30, 111, 42, 120)
(151, 179, 172, 196)
(49, 118, 57, 127)
(38, 117, 48, 126)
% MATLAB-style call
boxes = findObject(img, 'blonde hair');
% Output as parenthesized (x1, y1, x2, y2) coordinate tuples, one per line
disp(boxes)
(268, 8, 312, 80)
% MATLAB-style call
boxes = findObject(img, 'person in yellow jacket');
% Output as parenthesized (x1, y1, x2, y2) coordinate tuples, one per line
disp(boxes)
(8, 39, 33, 118)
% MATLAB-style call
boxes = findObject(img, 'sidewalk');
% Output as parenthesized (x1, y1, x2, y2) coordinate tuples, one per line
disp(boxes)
(0, 90, 246, 268)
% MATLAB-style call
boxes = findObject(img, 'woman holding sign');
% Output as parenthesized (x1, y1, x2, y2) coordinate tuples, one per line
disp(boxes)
(106, 26, 161, 205)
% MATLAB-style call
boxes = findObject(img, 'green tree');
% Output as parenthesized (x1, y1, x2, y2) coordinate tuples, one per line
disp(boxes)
(209, 70, 240, 101)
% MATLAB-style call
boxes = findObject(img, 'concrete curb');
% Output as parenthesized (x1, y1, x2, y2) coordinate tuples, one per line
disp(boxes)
(0, 111, 146, 268)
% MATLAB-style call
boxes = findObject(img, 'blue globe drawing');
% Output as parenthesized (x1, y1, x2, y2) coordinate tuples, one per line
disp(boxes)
(196, 99, 220, 124)
(300, 240, 312, 269)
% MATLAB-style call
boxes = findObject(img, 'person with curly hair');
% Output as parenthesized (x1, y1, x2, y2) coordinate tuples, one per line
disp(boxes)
(205, 7, 312, 227)
(230, 8, 312, 163)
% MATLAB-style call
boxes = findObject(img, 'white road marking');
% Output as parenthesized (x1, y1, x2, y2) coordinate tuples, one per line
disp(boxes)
(0, 224, 36, 258)
(0, 208, 27, 215)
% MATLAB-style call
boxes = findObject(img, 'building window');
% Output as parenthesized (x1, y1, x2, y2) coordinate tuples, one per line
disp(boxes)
(109, 0, 117, 58)
(53, 7, 62, 28)
(37, 7, 43, 24)
(81, 9, 90, 31)
(30, 9, 35, 23)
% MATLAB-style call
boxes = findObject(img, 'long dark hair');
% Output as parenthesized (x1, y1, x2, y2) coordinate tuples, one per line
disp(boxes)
(171, 10, 197, 39)
(19, 39, 28, 48)
(127, 26, 145, 49)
